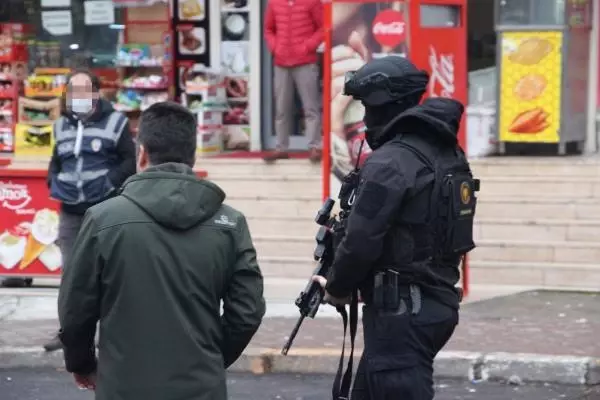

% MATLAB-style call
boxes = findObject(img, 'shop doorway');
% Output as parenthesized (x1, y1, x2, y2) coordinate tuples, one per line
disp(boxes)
(259, 0, 322, 151)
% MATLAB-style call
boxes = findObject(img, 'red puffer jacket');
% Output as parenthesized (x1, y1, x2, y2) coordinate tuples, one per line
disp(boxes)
(264, 0, 323, 67)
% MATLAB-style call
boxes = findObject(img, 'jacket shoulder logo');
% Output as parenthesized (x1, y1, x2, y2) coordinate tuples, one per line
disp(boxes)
(214, 215, 236, 227)
(460, 182, 471, 204)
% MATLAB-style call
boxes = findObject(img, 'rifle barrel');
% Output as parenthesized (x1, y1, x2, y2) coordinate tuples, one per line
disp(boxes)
(281, 314, 305, 355)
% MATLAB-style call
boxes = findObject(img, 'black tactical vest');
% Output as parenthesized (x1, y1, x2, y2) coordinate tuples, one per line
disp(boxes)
(393, 136, 479, 268)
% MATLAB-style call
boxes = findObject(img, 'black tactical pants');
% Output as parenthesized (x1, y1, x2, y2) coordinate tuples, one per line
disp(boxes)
(350, 297, 458, 400)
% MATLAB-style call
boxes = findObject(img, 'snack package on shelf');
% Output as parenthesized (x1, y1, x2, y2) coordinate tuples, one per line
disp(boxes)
(114, 90, 142, 112)
(183, 65, 228, 112)
(18, 98, 60, 126)
(114, 90, 169, 112)
(25, 73, 67, 98)
(141, 92, 169, 111)
(14, 123, 53, 157)
(196, 110, 223, 156)
(0, 24, 29, 64)
(122, 74, 168, 89)
(0, 99, 13, 116)
(116, 44, 165, 67)
(0, 100, 13, 127)
(0, 81, 15, 99)
(0, 61, 27, 81)
(0, 125, 13, 152)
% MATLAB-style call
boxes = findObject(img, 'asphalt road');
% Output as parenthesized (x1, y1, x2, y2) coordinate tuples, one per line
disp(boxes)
(0, 368, 598, 400)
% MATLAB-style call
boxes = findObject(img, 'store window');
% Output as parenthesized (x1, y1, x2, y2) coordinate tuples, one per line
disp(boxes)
(420, 5, 461, 27)
(498, 0, 565, 26)
(0, 0, 125, 69)
(467, 0, 495, 71)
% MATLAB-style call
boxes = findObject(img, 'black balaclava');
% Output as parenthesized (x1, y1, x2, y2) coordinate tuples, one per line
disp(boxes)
(363, 91, 423, 150)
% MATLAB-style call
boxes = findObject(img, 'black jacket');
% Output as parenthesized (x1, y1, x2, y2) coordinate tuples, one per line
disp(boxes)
(47, 99, 136, 215)
(326, 98, 466, 308)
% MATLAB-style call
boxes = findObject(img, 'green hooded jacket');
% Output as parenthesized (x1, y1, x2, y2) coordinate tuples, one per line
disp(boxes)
(58, 163, 266, 400)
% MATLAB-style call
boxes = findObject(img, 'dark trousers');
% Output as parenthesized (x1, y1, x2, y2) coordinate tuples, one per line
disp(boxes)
(351, 297, 458, 400)
(58, 210, 85, 273)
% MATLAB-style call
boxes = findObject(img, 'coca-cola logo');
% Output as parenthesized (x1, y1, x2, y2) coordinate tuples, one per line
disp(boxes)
(0, 182, 32, 211)
(428, 45, 455, 98)
(372, 10, 406, 48)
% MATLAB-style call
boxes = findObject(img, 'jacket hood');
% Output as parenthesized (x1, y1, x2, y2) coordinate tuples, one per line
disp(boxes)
(63, 98, 115, 124)
(391, 98, 465, 146)
(120, 163, 225, 230)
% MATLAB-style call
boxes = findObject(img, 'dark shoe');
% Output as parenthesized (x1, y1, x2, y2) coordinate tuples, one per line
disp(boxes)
(263, 151, 290, 163)
(309, 148, 322, 163)
(43, 334, 63, 352)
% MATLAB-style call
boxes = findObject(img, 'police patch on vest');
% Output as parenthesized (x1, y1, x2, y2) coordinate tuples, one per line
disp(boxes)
(91, 139, 102, 152)
(354, 181, 388, 219)
(460, 181, 471, 204)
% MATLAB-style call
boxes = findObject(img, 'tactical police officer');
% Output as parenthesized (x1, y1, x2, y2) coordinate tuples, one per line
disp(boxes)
(314, 55, 479, 399)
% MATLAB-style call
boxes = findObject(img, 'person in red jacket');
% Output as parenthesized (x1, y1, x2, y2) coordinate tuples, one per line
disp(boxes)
(263, 0, 324, 163)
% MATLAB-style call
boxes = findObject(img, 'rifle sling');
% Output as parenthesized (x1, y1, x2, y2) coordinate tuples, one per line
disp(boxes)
(332, 290, 359, 400)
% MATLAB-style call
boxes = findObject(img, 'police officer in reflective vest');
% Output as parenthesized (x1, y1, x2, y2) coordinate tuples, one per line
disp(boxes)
(314, 56, 479, 399)
(43, 69, 136, 352)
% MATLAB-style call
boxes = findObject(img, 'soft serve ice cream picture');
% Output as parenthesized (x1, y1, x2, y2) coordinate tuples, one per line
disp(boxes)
(0, 179, 62, 276)
(19, 209, 60, 271)
(0, 224, 28, 270)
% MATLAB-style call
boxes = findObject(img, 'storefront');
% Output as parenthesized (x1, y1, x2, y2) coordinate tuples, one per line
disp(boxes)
(0, 0, 205, 280)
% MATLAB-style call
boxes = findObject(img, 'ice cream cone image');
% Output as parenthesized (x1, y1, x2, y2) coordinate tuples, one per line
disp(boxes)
(18, 209, 59, 271)
(19, 235, 46, 270)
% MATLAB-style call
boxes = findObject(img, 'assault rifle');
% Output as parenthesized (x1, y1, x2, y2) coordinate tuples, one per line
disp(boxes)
(281, 144, 362, 356)
(281, 197, 341, 355)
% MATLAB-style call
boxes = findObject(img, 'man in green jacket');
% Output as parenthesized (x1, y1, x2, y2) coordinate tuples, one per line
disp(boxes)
(57, 101, 266, 400)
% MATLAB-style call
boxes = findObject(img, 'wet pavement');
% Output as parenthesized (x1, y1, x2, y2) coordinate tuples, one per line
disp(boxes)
(3, 290, 598, 358)
(0, 368, 598, 400)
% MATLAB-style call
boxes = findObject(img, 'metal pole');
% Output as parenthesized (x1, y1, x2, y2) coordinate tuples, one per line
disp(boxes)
(585, 0, 599, 153)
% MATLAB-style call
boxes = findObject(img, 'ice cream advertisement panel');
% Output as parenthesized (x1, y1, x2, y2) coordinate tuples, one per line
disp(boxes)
(0, 177, 61, 276)
(327, 1, 408, 198)
(499, 31, 563, 143)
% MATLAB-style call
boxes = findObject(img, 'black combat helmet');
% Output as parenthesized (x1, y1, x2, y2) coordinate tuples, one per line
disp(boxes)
(343, 56, 429, 107)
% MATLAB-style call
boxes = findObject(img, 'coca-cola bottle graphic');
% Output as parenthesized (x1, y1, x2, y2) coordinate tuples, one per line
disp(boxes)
(428, 45, 456, 99)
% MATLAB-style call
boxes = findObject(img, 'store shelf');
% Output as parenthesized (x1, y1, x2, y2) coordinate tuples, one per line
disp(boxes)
(21, 120, 54, 127)
(116, 61, 165, 68)
(121, 85, 169, 90)
(221, 7, 249, 13)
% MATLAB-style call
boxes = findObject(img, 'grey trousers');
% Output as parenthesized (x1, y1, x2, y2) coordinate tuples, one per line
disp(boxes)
(274, 63, 321, 150)
(58, 210, 84, 273)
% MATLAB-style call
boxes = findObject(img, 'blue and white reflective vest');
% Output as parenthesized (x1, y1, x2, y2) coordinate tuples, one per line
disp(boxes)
(50, 111, 128, 205)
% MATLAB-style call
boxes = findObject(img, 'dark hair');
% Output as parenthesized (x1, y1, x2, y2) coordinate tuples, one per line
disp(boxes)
(137, 102, 197, 167)
(60, 68, 101, 114)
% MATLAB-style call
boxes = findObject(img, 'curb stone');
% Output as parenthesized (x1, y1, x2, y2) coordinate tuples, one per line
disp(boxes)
(481, 353, 593, 385)
(585, 358, 600, 385)
(1, 346, 599, 385)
